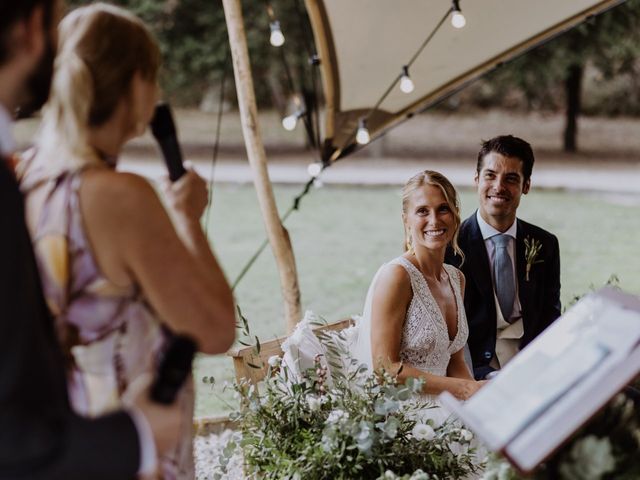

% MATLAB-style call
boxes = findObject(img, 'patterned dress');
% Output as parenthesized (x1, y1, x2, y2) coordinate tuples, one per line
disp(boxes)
(20, 160, 194, 479)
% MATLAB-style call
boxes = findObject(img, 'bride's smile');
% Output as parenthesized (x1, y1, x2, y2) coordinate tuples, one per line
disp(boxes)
(403, 184, 457, 252)
(424, 228, 446, 237)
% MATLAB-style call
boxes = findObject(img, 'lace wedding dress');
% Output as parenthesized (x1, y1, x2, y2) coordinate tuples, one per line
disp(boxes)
(352, 256, 469, 424)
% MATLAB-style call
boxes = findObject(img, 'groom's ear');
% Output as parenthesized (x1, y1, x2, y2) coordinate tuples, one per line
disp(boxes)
(523, 178, 531, 194)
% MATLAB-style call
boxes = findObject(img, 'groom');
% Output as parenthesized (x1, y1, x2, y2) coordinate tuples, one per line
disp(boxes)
(446, 135, 561, 380)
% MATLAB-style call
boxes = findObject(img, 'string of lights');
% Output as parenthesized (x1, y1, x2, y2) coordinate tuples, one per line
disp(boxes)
(231, 2, 324, 289)
(355, 0, 466, 146)
(231, 0, 467, 289)
(231, 176, 315, 290)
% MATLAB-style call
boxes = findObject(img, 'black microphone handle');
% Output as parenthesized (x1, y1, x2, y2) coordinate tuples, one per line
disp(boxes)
(150, 334, 197, 405)
(158, 136, 186, 182)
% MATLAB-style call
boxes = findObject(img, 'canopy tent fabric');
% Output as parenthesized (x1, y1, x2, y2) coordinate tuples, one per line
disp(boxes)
(304, 0, 625, 163)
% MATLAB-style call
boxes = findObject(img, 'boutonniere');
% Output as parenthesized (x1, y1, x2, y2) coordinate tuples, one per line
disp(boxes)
(524, 236, 544, 281)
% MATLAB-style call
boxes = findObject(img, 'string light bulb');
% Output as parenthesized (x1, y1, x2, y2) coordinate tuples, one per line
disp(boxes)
(451, 0, 466, 29)
(307, 162, 322, 177)
(270, 21, 285, 47)
(282, 113, 298, 131)
(356, 118, 371, 145)
(282, 108, 305, 131)
(399, 65, 415, 94)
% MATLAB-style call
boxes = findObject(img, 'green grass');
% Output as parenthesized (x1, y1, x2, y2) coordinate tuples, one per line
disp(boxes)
(194, 184, 640, 417)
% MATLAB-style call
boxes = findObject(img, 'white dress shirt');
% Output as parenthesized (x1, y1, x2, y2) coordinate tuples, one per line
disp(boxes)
(0, 102, 157, 476)
(0, 104, 16, 155)
(476, 210, 524, 368)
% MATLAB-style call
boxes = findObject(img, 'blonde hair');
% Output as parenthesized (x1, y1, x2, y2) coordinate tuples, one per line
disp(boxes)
(401, 170, 464, 262)
(37, 3, 160, 171)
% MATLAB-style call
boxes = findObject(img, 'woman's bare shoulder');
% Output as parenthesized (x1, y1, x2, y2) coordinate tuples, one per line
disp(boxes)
(81, 169, 155, 200)
(79, 170, 163, 219)
(374, 261, 412, 300)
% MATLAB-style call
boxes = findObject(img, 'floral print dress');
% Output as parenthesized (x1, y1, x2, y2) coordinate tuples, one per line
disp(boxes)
(20, 159, 194, 479)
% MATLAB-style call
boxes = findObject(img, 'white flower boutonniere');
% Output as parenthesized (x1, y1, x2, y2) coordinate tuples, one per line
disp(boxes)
(524, 236, 544, 281)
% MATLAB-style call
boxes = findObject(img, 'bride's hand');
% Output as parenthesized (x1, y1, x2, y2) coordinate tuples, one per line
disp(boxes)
(455, 379, 487, 400)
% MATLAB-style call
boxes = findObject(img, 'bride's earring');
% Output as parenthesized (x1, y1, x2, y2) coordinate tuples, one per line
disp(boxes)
(406, 235, 414, 255)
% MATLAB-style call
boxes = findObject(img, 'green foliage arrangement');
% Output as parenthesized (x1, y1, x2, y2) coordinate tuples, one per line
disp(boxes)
(209, 316, 481, 480)
(221, 359, 480, 479)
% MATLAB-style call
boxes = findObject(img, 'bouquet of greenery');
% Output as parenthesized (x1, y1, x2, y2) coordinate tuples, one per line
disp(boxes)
(235, 360, 478, 479)
(213, 337, 481, 480)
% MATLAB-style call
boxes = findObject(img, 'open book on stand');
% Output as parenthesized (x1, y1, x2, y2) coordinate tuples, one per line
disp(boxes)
(439, 287, 640, 474)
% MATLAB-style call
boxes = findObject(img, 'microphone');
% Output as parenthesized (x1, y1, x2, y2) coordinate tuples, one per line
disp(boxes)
(150, 103, 186, 181)
(149, 102, 197, 403)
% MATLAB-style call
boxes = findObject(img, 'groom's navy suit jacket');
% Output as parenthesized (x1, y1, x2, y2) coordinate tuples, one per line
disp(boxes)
(445, 212, 561, 380)
(0, 158, 140, 479)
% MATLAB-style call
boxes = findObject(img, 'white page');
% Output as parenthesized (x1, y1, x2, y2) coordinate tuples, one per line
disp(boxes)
(443, 288, 640, 451)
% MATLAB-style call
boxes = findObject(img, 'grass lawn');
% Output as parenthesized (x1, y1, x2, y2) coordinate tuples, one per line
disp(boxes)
(194, 183, 640, 417)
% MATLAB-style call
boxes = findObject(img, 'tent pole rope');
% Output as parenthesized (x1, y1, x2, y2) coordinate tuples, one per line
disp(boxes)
(231, 176, 315, 290)
(204, 49, 230, 241)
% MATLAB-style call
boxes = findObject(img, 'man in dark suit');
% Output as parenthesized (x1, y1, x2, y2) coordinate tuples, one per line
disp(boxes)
(446, 135, 561, 380)
(1, 2, 181, 478)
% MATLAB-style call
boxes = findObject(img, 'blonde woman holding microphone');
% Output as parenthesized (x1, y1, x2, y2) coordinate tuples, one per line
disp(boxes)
(20, 4, 235, 478)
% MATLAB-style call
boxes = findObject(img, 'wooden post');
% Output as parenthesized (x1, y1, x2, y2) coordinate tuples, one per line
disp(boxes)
(222, 0, 302, 332)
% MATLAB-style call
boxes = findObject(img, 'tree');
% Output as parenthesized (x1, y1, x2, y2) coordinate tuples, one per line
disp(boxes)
(65, 0, 317, 109)
(482, 0, 640, 152)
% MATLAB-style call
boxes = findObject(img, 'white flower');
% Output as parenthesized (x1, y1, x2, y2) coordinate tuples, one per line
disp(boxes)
(326, 409, 348, 425)
(410, 470, 430, 480)
(449, 441, 469, 456)
(460, 429, 473, 442)
(307, 396, 322, 411)
(412, 423, 436, 441)
(267, 355, 281, 367)
(559, 435, 616, 479)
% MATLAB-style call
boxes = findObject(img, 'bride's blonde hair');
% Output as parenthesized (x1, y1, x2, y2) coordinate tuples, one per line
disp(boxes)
(401, 170, 464, 262)
(37, 3, 160, 171)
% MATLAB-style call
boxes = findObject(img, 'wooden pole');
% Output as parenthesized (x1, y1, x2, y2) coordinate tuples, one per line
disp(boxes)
(222, 0, 302, 333)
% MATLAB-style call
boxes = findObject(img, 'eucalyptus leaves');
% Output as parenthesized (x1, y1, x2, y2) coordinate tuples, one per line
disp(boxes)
(213, 327, 481, 479)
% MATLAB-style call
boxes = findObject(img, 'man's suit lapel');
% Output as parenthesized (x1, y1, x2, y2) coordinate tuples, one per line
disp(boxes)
(467, 213, 494, 300)
(516, 220, 532, 323)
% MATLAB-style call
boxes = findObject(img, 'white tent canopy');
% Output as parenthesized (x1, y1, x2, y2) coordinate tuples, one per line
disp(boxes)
(304, 0, 625, 163)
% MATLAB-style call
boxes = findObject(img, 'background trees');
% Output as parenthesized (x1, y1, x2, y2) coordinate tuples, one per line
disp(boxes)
(68, 0, 640, 151)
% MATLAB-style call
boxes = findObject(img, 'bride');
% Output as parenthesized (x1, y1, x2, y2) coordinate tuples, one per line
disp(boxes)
(353, 170, 485, 403)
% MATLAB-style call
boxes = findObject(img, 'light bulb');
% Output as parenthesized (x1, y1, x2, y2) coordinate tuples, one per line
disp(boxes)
(282, 114, 297, 131)
(307, 162, 322, 177)
(399, 66, 414, 94)
(451, 11, 466, 28)
(356, 119, 370, 145)
(270, 21, 285, 47)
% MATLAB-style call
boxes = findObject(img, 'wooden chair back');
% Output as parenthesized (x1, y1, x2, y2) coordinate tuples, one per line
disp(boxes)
(227, 318, 354, 385)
